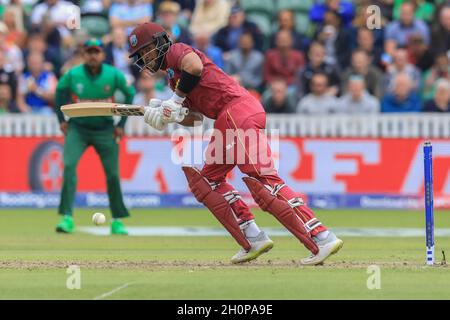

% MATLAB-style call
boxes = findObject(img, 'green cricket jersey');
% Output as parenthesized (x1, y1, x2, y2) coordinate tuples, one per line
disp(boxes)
(55, 64, 135, 130)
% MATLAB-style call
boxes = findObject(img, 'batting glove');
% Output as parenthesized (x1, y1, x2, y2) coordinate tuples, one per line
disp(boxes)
(161, 94, 189, 123)
(144, 99, 167, 131)
(148, 98, 162, 109)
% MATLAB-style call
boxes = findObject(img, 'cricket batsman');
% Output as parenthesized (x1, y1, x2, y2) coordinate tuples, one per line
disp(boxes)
(129, 23, 343, 265)
(54, 39, 135, 235)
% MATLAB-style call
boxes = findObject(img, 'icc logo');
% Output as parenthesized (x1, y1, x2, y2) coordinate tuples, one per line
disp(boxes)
(130, 35, 138, 47)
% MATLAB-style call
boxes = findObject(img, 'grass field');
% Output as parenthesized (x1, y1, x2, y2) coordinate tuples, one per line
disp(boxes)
(0, 208, 449, 300)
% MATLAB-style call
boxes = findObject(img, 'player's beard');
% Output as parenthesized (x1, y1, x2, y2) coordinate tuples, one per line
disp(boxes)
(86, 59, 102, 73)
(134, 42, 170, 75)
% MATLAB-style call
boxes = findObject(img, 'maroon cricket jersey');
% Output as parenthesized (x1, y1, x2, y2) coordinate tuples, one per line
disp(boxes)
(163, 43, 250, 119)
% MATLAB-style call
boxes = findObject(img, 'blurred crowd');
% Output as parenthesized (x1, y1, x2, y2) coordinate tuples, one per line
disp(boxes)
(0, 0, 448, 116)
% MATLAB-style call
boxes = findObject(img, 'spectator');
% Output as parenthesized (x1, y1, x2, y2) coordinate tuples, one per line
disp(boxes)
(381, 73, 421, 112)
(109, 0, 153, 35)
(105, 27, 133, 80)
(2, 0, 26, 34)
(315, 10, 352, 68)
(430, 5, 450, 54)
(24, 33, 62, 75)
(192, 30, 224, 70)
(297, 42, 341, 97)
(297, 73, 337, 114)
(189, 0, 231, 36)
(30, 0, 78, 52)
(0, 84, 19, 114)
(342, 49, 383, 99)
(262, 79, 297, 114)
(355, 28, 383, 68)
(225, 32, 264, 90)
(270, 10, 305, 51)
(385, 48, 421, 93)
(0, 22, 23, 73)
(393, 0, 436, 23)
(0, 50, 17, 100)
(3, 6, 26, 49)
(422, 53, 450, 100)
(422, 79, 450, 113)
(336, 75, 380, 113)
(133, 72, 168, 105)
(264, 30, 304, 89)
(17, 52, 57, 114)
(213, 5, 263, 55)
(154, 0, 196, 22)
(157, 1, 192, 44)
(385, 2, 430, 47)
(309, 0, 355, 27)
(407, 33, 434, 72)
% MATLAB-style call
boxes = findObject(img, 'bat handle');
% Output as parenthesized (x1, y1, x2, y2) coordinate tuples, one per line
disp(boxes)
(180, 107, 189, 115)
(175, 107, 189, 123)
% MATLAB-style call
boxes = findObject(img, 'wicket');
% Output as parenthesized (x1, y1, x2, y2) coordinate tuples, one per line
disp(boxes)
(423, 141, 434, 266)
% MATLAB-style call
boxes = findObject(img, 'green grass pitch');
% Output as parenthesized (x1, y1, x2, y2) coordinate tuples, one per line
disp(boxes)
(0, 208, 449, 299)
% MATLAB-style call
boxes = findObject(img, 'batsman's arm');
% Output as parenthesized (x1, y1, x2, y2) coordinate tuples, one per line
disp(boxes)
(116, 70, 136, 128)
(158, 51, 203, 125)
(54, 71, 72, 124)
(175, 53, 204, 127)
(178, 111, 203, 127)
(173, 52, 203, 99)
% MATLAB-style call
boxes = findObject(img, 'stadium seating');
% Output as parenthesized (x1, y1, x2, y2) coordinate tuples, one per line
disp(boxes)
(276, 0, 314, 13)
(295, 12, 313, 36)
(80, 13, 111, 39)
(240, 0, 275, 16)
(246, 12, 272, 35)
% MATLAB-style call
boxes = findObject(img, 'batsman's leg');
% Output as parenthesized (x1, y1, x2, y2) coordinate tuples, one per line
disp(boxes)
(228, 108, 343, 265)
(183, 166, 273, 263)
(57, 124, 89, 233)
(244, 176, 343, 265)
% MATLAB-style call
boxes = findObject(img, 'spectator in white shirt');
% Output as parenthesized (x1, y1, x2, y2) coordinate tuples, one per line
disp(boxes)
(31, 0, 78, 50)
(297, 73, 337, 114)
(336, 76, 380, 114)
(0, 22, 24, 73)
(189, 0, 231, 36)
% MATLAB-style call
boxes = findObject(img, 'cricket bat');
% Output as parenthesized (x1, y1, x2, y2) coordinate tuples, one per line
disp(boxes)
(61, 102, 189, 117)
(61, 102, 146, 117)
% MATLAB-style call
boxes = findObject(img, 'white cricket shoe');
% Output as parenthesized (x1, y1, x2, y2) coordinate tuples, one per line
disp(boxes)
(231, 231, 274, 264)
(300, 232, 343, 266)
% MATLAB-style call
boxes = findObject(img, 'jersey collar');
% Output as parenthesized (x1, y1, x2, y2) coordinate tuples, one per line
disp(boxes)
(83, 64, 103, 78)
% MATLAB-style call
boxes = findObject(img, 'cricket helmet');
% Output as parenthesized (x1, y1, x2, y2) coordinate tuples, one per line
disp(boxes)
(128, 22, 172, 74)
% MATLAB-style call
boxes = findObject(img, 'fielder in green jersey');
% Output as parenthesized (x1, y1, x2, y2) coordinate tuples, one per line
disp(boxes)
(54, 39, 136, 235)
